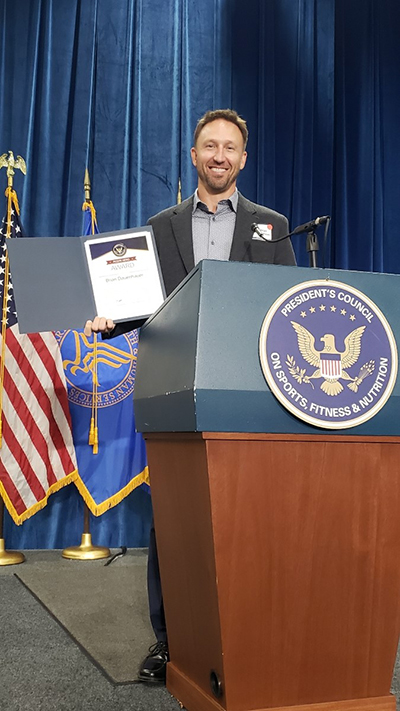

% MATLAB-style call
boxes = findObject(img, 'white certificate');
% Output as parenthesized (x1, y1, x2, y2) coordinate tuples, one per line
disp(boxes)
(84, 229, 165, 322)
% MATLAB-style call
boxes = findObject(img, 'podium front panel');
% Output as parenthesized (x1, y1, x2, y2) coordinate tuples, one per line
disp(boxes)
(135, 261, 400, 436)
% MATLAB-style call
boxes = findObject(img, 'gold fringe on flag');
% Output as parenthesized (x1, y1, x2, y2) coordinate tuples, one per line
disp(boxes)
(0, 468, 78, 525)
(72, 464, 150, 517)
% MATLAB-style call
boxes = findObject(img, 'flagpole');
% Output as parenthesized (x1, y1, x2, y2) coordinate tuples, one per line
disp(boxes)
(62, 169, 110, 561)
(0, 499, 25, 565)
(61, 501, 110, 560)
(0, 152, 25, 565)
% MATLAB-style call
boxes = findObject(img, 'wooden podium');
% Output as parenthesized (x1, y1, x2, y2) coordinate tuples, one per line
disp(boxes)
(134, 261, 400, 711)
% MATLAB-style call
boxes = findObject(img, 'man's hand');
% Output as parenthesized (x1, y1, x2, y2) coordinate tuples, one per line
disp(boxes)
(84, 317, 115, 337)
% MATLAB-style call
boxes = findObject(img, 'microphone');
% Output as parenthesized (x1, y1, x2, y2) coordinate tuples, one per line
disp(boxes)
(251, 223, 272, 241)
(291, 216, 330, 235)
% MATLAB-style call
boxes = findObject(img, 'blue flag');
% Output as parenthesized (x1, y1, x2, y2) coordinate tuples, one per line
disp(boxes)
(52, 200, 149, 515)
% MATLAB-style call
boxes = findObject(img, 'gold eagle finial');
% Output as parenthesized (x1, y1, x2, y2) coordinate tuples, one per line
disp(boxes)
(0, 151, 27, 187)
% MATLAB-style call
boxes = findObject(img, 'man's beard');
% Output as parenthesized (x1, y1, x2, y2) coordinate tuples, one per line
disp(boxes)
(199, 165, 240, 194)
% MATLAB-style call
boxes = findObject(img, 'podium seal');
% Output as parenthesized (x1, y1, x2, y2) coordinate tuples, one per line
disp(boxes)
(259, 279, 398, 429)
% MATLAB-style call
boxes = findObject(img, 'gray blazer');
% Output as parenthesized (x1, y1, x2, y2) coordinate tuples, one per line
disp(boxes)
(110, 192, 296, 336)
(148, 192, 296, 296)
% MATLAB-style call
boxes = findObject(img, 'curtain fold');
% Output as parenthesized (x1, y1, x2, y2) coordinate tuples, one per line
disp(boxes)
(332, 0, 400, 273)
(231, 0, 336, 265)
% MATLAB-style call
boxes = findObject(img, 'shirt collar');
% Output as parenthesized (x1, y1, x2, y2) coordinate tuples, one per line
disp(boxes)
(193, 188, 239, 214)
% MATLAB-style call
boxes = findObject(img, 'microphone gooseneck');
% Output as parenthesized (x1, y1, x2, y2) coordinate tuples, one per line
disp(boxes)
(250, 215, 330, 246)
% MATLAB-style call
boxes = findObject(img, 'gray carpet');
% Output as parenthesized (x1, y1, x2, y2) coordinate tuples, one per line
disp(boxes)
(0, 567, 182, 711)
(12, 549, 154, 683)
(2, 549, 400, 711)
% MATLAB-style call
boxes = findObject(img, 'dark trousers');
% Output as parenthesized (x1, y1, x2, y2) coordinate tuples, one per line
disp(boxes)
(147, 520, 167, 643)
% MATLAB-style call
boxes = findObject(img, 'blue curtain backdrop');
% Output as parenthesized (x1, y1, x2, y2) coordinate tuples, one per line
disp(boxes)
(0, 0, 232, 234)
(2, 0, 400, 547)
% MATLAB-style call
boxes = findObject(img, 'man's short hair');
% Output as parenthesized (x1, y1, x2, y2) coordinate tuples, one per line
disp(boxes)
(193, 109, 248, 149)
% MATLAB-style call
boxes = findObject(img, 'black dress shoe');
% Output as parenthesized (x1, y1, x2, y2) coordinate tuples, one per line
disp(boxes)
(137, 641, 169, 684)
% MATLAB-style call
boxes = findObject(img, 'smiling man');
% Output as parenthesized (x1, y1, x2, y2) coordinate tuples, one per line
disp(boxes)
(146, 109, 296, 296)
(85, 109, 296, 684)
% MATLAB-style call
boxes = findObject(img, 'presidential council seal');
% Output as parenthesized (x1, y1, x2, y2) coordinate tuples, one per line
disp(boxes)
(259, 280, 398, 429)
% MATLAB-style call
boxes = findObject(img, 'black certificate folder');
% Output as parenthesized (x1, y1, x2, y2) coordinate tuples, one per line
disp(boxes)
(6, 226, 166, 334)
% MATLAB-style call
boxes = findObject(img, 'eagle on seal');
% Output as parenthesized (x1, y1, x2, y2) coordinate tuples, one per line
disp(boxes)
(291, 321, 366, 396)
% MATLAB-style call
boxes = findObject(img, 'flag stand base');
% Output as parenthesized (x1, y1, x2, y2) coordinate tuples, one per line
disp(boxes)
(0, 538, 25, 566)
(62, 533, 110, 560)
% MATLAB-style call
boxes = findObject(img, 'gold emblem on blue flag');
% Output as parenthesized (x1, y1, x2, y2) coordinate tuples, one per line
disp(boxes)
(58, 329, 138, 406)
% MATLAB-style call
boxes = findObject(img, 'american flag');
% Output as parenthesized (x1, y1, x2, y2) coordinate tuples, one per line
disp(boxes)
(0, 190, 77, 524)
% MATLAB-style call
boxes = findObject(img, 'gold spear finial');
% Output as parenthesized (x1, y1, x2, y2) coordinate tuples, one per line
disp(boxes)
(0, 151, 27, 188)
(84, 168, 91, 201)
